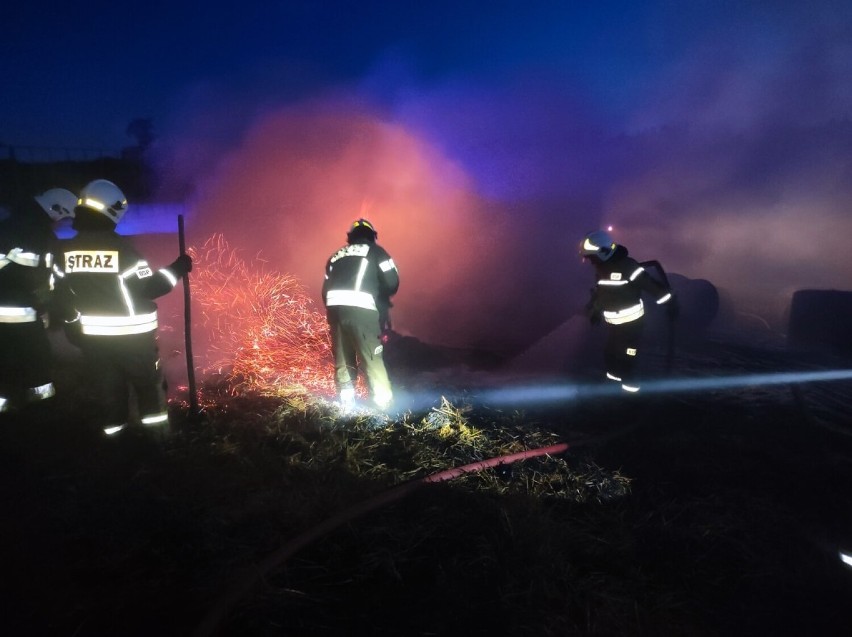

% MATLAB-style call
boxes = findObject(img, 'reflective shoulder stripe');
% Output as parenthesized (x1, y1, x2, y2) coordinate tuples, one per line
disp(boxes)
(7, 248, 41, 267)
(656, 292, 672, 304)
(26, 383, 55, 401)
(628, 267, 645, 281)
(325, 289, 377, 311)
(0, 306, 38, 323)
(379, 258, 396, 272)
(329, 243, 370, 263)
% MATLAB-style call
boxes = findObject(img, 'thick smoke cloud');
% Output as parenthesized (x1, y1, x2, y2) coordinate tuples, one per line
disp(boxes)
(172, 98, 541, 351)
(604, 14, 852, 328)
(156, 2, 852, 355)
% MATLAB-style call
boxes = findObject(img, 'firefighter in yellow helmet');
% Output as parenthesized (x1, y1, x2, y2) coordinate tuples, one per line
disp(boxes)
(53, 180, 192, 438)
(322, 218, 399, 411)
(0, 187, 76, 415)
(580, 230, 677, 392)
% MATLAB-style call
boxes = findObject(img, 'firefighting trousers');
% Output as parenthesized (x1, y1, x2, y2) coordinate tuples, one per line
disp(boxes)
(604, 318, 645, 387)
(77, 333, 168, 428)
(326, 305, 393, 407)
(0, 321, 55, 411)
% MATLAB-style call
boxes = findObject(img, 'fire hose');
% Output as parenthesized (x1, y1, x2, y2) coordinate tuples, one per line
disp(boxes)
(192, 441, 569, 636)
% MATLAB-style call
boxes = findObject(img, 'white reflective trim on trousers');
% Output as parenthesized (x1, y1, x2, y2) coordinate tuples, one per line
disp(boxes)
(80, 311, 159, 336)
(0, 306, 38, 323)
(104, 424, 126, 436)
(603, 301, 645, 325)
(0, 397, 8, 412)
(606, 372, 622, 382)
(26, 382, 55, 401)
(622, 383, 640, 392)
(325, 289, 377, 310)
(373, 389, 393, 410)
(141, 412, 169, 426)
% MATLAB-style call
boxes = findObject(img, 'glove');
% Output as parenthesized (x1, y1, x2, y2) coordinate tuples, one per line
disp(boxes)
(168, 254, 193, 277)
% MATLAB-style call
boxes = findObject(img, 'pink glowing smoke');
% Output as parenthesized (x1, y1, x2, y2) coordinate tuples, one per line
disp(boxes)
(181, 100, 514, 350)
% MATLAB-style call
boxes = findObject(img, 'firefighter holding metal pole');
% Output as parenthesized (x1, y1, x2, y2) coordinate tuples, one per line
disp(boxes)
(53, 179, 192, 439)
(0, 187, 76, 416)
(322, 218, 399, 411)
(580, 229, 678, 393)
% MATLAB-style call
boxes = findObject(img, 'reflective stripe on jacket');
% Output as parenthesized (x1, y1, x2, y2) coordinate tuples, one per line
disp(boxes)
(322, 241, 399, 312)
(55, 230, 179, 337)
(0, 306, 38, 323)
(591, 246, 671, 325)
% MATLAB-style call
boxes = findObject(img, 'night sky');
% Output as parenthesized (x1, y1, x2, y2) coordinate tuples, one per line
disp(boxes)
(4, 1, 852, 350)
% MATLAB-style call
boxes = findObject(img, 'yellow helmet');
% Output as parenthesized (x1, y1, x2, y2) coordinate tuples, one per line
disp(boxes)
(347, 218, 377, 242)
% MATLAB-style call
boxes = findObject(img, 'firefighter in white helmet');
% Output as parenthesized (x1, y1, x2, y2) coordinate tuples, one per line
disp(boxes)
(0, 187, 76, 415)
(580, 229, 677, 392)
(322, 218, 399, 411)
(53, 179, 192, 437)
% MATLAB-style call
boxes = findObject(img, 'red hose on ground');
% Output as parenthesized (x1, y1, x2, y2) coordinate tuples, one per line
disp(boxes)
(193, 441, 570, 636)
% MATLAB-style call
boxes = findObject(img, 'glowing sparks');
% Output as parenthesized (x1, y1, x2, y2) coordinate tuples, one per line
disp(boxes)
(190, 234, 339, 396)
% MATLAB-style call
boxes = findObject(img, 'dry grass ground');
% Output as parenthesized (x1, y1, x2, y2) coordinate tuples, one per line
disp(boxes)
(2, 335, 852, 636)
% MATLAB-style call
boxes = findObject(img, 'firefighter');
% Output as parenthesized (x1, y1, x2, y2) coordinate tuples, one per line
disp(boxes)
(53, 179, 192, 437)
(0, 188, 76, 415)
(322, 218, 399, 411)
(580, 229, 677, 392)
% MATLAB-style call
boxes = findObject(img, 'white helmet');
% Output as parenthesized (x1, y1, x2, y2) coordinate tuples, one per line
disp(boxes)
(34, 188, 78, 222)
(77, 179, 128, 223)
(580, 230, 616, 261)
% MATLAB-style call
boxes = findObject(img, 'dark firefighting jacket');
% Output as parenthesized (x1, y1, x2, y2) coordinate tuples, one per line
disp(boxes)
(0, 216, 54, 326)
(54, 230, 180, 337)
(322, 240, 399, 312)
(590, 245, 672, 325)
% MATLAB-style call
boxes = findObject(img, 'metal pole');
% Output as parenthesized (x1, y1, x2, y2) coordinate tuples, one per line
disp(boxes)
(178, 214, 199, 417)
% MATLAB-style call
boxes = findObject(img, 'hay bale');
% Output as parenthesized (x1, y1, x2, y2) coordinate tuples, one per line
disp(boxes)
(787, 289, 852, 354)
